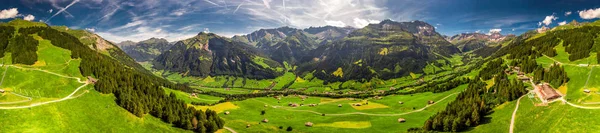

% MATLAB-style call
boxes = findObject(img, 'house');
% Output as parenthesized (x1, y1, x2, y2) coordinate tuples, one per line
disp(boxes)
(518, 76, 530, 82)
(224, 111, 230, 115)
(428, 100, 435, 104)
(262, 119, 269, 123)
(87, 76, 98, 84)
(584, 89, 591, 93)
(536, 83, 561, 101)
(190, 93, 197, 97)
(305, 122, 313, 127)
(517, 72, 525, 76)
(338, 104, 343, 107)
(398, 118, 406, 123)
(0, 89, 4, 93)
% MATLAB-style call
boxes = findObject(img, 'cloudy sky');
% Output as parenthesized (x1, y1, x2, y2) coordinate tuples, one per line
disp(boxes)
(1, 0, 600, 42)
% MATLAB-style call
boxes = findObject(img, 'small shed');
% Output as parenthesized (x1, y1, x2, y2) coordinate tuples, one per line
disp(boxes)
(584, 89, 591, 93)
(224, 111, 230, 115)
(428, 100, 435, 104)
(354, 103, 362, 106)
(262, 119, 269, 123)
(398, 118, 406, 123)
(398, 101, 403, 104)
(0, 89, 5, 93)
(246, 124, 251, 128)
(305, 122, 313, 127)
(338, 104, 343, 107)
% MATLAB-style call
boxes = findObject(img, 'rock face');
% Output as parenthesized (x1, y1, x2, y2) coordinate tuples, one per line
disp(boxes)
(117, 38, 172, 62)
(153, 32, 283, 79)
(447, 32, 510, 52)
(232, 26, 355, 65)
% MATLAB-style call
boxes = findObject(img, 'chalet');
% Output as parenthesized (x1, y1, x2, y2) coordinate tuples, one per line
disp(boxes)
(288, 103, 299, 107)
(0, 89, 4, 93)
(536, 83, 561, 101)
(87, 76, 98, 84)
(224, 111, 230, 115)
(262, 119, 269, 123)
(428, 100, 435, 104)
(518, 76, 530, 82)
(354, 103, 362, 106)
(517, 72, 525, 76)
(513, 66, 521, 72)
(305, 122, 313, 127)
(338, 104, 343, 107)
(190, 93, 197, 97)
(584, 89, 591, 93)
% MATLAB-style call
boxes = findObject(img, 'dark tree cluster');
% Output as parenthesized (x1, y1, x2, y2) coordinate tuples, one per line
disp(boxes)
(555, 26, 600, 61)
(510, 56, 538, 73)
(8, 33, 38, 65)
(0, 26, 14, 58)
(477, 58, 506, 80)
(533, 63, 569, 87)
(420, 72, 526, 132)
(14, 27, 222, 132)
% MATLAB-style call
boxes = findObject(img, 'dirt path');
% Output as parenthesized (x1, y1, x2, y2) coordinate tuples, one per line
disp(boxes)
(562, 98, 600, 109)
(256, 92, 459, 116)
(223, 126, 237, 133)
(0, 83, 89, 109)
(509, 95, 525, 133)
(0, 64, 89, 109)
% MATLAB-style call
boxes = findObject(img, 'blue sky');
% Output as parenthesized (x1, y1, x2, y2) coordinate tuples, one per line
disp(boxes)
(1, 0, 600, 42)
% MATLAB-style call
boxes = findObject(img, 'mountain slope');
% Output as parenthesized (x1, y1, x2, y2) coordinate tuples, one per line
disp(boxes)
(153, 32, 283, 79)
(297, 20, 460, 82)
(116, 38, 173, 62)
(447, 32, 512, 52)
(232, 26, 355, 65)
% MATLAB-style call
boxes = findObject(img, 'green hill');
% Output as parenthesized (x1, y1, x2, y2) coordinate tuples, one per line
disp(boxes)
(0, 20, 224, 132)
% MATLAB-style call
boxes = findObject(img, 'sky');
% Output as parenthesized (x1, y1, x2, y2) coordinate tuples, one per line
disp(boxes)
(1, 0, 600, 42)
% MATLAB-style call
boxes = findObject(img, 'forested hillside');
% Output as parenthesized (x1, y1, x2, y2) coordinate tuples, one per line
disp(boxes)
(0, 20, 224, 132)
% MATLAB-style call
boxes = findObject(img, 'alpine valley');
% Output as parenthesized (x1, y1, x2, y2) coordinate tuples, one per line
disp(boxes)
(2, 1, 600, 133)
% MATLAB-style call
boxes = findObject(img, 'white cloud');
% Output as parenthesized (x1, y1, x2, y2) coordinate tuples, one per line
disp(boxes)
(0, 8, 19, 19)
(565, 11, 572, 16)
(579, 8, 600, 19)
(23, 14, 35, 21)
(109, 20, 145, 31)
(47, 0, 79, 22)
(512, 28, 515, 31)
(488, 29, 501, 35)
(85, 28, 96, 32)
(475, 30, 481, 33)
(325, 20, 346, 27)
(558, 21, 567, 25)
(238, 0, 387, 28)
(171, 9, 186, 16)
(262, 0, 272, 9)
(540, 15, 557, 26)
(353, 18, 380, 28)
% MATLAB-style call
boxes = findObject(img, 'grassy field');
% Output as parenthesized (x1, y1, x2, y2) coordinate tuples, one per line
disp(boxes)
(196, 84, 467, 133)
(0, 90, 189, 133)
(163, 88, 223, 104)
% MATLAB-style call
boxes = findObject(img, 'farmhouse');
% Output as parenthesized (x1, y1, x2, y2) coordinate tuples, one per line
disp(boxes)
(536, 83, 561, 101)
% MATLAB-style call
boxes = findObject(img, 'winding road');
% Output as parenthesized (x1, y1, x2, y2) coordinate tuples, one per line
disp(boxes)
(0, 64, 90, 109)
